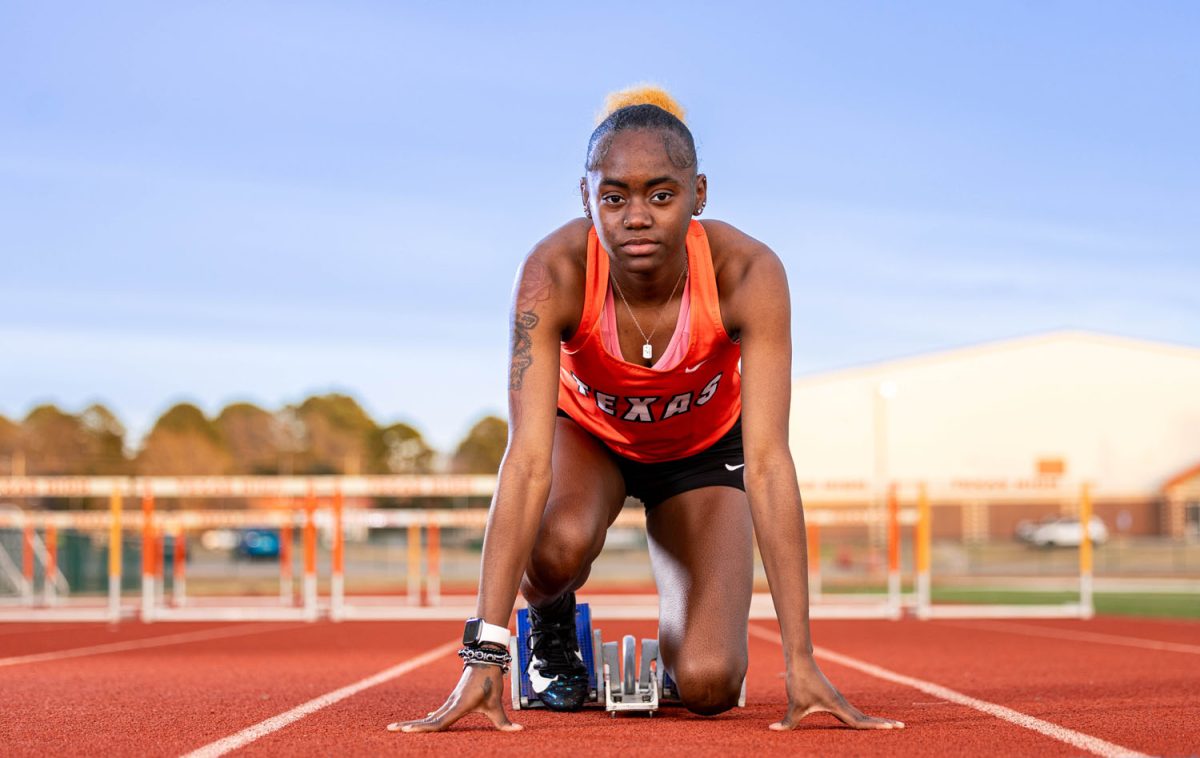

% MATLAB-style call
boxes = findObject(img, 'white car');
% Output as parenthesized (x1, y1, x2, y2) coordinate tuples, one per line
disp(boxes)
(1027, 516, 1109, 548)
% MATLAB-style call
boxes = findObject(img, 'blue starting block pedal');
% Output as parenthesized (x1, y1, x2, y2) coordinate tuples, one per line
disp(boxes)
(509, 602, 601, 710)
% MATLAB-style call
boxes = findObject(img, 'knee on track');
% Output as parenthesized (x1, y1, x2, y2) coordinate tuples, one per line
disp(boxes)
(671, 656, 746, 716)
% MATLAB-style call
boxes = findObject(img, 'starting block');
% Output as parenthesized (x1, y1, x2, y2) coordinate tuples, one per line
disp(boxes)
(509, 602, 743, 715)
(600, 634, 660, 714)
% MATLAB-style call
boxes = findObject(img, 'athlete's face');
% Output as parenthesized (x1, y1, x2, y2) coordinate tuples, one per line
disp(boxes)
(581, 129, 707, 273)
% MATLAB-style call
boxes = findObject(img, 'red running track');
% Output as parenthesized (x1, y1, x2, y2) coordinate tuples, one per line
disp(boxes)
(0, 615, 1196, 756)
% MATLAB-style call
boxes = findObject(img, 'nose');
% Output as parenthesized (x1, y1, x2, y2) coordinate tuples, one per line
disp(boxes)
(623, 198, 652, 229)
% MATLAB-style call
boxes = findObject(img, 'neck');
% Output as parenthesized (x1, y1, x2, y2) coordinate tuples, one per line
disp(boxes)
(609, 249, 688, 306)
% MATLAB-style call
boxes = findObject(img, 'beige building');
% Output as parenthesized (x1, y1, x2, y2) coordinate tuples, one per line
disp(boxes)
(789, 331, 1200, 539)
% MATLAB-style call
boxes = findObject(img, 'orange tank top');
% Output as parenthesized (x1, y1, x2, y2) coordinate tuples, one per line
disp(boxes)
(558, 220, 742, 463)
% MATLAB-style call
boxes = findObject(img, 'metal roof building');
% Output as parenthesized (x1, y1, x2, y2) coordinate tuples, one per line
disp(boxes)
(789, 331, 1200, 538)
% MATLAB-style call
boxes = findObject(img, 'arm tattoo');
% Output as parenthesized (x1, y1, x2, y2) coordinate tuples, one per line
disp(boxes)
(508, 259, 552, 391)
(509, 310, 539, 390)
(481, 677, 494, 698)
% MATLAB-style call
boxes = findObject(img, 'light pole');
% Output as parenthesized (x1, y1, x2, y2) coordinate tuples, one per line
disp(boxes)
(874, 380, 899, 610)
(873, 380, 898, 535)
(874, 380, 898, 486)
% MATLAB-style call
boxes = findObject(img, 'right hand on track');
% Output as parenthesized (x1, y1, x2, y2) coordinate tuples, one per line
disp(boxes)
(387, 663, 522, 733)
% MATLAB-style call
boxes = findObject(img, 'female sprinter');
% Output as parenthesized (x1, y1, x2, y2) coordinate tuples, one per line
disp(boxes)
(391, 87, 903, 733)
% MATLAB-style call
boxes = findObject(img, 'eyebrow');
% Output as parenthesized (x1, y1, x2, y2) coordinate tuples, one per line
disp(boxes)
(598, 176, 679, 190)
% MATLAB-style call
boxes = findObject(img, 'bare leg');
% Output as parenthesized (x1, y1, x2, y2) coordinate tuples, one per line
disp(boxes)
(520, 416, 627, 608)
(647, 485, 754, 715)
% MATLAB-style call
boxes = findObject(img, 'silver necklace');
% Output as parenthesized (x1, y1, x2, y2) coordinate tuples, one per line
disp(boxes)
(610, 256, 688, 362)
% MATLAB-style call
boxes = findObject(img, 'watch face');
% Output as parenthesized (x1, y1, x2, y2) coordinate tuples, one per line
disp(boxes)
(463, 618, 482, 645)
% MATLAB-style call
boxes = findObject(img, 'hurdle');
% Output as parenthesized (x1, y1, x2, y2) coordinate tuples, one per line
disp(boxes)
(802, 504, 913, 620)
(109, 485, 123, 622)
(0, 475, 1110, 623)
(330, 506, 492, 621)
(146, 503, 316, 623)
(280, 515, 293, 604)
(330, 489, 344, 620)
(0, 500, 123, 622)
(141, 488, 155, 621)
(171, 520, 186, 607)
(302, 490, 318, 622)
(913, 480, 1096, 620)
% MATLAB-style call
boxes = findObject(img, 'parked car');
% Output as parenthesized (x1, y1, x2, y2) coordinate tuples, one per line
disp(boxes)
(1025, 516, 1108, 548)
(235, 528, 281, 559)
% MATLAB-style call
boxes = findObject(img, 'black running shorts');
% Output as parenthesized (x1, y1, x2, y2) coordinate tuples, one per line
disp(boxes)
(556, 409, 746, 509)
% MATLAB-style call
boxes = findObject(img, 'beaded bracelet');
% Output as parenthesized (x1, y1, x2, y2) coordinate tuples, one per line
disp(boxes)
(457, 645, 512, 673)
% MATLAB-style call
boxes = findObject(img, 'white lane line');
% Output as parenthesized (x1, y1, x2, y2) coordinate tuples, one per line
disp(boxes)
(748, 625, 1151, 758)
(943, 620, 1200, 655)
(0, 623, 304, 669)
(180, 640, 460, 758)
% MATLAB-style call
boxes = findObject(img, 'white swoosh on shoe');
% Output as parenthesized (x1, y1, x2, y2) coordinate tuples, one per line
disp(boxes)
(725, 463, 745, 471)
(528, 655, 559, 693)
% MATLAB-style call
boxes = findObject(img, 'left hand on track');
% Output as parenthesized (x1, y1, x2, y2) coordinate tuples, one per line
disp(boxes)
(770, 654, 904, 731)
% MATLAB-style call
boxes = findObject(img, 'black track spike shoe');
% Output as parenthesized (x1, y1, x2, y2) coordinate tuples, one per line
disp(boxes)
(526, 592, 589, 711)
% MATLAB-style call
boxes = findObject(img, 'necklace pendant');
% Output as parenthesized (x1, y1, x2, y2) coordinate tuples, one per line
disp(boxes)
(642, 343, 653, 360)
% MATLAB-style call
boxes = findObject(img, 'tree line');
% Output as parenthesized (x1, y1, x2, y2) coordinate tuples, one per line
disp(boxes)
(0, 394, 508, 479)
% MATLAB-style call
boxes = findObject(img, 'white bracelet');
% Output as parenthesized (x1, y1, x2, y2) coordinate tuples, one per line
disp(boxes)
(464, 618, 511, 647)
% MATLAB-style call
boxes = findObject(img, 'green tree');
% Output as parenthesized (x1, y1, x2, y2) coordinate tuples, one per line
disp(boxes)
(215, 402, 285, 474)
(452, 415, 508, 474)
(291, 393, 377, 474)
(20, 405, 91, 475)
(0, 414, 21, 475)
(137, 403, 230, 477)
(374, 421, 435, 474)
(79, 403, 129, 475)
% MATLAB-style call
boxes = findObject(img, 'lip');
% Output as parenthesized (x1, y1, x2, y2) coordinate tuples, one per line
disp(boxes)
(621, 238, 660, 255)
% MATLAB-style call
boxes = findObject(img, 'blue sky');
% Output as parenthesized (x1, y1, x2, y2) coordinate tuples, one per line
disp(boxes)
(1, 1, 1197, 451)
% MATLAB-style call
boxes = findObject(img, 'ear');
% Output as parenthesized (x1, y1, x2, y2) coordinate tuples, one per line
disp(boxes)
(579, 177, 592, 219)
(693, 173, 708, 215)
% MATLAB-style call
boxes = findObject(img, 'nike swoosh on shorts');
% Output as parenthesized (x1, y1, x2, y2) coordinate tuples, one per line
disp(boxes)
(725, 463, 745, 471)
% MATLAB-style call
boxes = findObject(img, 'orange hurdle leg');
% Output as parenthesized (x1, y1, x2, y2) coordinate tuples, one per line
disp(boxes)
(45, 523, 58, 605)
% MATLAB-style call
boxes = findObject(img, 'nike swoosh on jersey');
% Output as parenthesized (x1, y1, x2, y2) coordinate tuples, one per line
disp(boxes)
(684, 360, 707, 373)
(725, 463, 745, 471)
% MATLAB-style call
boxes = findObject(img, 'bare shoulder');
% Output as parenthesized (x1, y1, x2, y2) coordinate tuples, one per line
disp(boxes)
(700, 219, 786, 296)
(514, 218, 591, 336)
(522, 218, 588, 280)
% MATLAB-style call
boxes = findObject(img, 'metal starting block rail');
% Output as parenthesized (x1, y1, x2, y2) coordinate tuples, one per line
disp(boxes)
(600, 634, 660, 714)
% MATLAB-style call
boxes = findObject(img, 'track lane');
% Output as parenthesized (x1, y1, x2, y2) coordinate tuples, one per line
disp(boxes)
(785, 618, 1198, 756)
(961, 616, 1200, 647)
(236, 619, 1093, 758)
(944, 619, 1200, 654)
(2, 616, 1193, 756)
(0, 621, 259, 658)
(0, 621, 459, 757)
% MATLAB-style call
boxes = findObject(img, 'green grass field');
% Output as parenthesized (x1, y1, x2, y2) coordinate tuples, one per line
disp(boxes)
(929, 589, 1200, 620)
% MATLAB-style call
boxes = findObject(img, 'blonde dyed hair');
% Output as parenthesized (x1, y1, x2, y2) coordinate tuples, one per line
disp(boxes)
(586, 85, 696, 171)
(598, 84, 687, 125)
